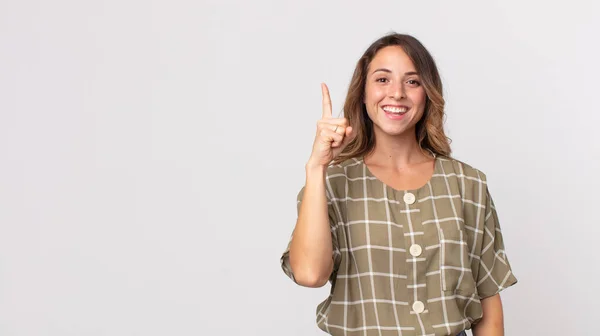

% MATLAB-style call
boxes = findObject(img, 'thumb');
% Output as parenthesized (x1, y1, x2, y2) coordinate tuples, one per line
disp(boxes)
(332, 126, 356, 159)
(340, 126, 356, 148)
(346, 126, 356, 141)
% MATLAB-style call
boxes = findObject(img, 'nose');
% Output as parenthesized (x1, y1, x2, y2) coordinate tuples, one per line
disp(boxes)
(388, 81, 405, 100)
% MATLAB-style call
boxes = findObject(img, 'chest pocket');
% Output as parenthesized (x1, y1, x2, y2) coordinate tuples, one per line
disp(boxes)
(437, 222, 477, 294)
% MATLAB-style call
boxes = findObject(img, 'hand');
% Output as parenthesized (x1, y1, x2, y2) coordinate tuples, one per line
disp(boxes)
(307, 83, 355, 168)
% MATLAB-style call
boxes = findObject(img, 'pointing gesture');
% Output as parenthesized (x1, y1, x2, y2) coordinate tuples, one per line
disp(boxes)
(307, 83, 355, 168)
(322, 83, 333, 119)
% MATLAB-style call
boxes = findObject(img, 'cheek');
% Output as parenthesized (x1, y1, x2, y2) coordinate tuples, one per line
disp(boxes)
(412, 90, 427, 119)
(410, 88, 427, 105)
(408, 90, 427, 109)
(365, 86, 385, 105)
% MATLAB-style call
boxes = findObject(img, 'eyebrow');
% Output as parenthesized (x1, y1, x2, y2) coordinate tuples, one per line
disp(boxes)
(370, 68, 419, 76)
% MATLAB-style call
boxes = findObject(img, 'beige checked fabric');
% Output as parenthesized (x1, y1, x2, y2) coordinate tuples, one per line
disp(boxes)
(280, 154, 518, 336)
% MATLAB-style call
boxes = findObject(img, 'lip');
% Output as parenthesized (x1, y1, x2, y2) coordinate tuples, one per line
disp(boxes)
(381, 104, 410, 109)
(381, 104, 410, 120)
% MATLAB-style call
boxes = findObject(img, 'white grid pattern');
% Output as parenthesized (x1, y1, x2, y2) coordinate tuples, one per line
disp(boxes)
(281, 155, 517, 336)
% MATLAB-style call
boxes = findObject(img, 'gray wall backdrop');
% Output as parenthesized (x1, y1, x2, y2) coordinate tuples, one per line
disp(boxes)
(1, 0, 598, 335)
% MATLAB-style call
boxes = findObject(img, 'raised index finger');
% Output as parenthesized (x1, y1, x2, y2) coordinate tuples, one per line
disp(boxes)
(321, 83, 333, 119)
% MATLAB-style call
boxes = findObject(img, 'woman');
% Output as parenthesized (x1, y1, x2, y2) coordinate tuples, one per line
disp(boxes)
(280, 33, 518, 336)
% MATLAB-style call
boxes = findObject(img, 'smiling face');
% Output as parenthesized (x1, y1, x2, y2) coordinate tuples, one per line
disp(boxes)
(364, 45, 427, 138)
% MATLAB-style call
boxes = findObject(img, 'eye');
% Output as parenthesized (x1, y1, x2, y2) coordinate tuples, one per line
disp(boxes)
(407, 79, 421, 86)
(376, 78, 388, 83)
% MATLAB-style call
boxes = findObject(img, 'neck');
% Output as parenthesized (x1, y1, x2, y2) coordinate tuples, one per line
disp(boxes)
(365, 127, 432, 168)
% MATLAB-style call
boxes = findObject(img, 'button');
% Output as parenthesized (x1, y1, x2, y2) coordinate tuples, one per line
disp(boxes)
(412, 301, 425, 314)
(403, 192, 416, 204)
(409, 244, 422, 257)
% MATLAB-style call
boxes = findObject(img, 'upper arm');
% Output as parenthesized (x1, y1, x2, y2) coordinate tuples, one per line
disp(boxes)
(475, 184, 518, 299)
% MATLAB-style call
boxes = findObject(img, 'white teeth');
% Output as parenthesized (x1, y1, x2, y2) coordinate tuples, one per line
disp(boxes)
(382, 106, 408, 113)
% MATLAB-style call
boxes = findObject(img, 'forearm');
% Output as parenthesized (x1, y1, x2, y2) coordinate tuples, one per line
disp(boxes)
(472, 294, 504, 336)
(288, 164, 334, 287)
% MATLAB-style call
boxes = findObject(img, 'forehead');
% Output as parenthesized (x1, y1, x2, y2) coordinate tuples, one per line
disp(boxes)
(368, 46, 417, 73)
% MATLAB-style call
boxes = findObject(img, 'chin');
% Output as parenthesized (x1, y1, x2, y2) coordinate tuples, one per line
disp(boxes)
(379, 125, 410, 136)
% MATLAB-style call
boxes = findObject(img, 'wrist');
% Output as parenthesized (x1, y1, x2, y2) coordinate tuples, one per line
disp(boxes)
(305, 159, 328, 173)
(305, 164, 327, 181)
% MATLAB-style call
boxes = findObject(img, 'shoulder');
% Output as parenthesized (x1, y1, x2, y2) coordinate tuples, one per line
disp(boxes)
(436, 155, 496, 212)
(437, 155, 489, 184)
(322, 157, 364, 198)
(296, 158, 362, 201)
(325, 157, 363, 180)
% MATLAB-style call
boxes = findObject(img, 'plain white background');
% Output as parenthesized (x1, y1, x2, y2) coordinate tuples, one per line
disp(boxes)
(1, 0, 599, 335)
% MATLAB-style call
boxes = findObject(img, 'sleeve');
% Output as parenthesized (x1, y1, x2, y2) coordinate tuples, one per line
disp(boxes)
(476, 185, 518, 299)
(279, 186, 342, 284)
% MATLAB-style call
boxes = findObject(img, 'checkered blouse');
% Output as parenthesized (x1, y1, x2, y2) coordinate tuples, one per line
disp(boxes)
(280, 154, 518, 336)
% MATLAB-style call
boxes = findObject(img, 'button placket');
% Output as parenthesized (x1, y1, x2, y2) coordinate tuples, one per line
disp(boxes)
(403, 190, 428, 319)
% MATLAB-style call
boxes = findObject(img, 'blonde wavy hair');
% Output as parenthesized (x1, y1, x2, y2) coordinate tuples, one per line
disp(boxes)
(334, 33, 452, 164)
